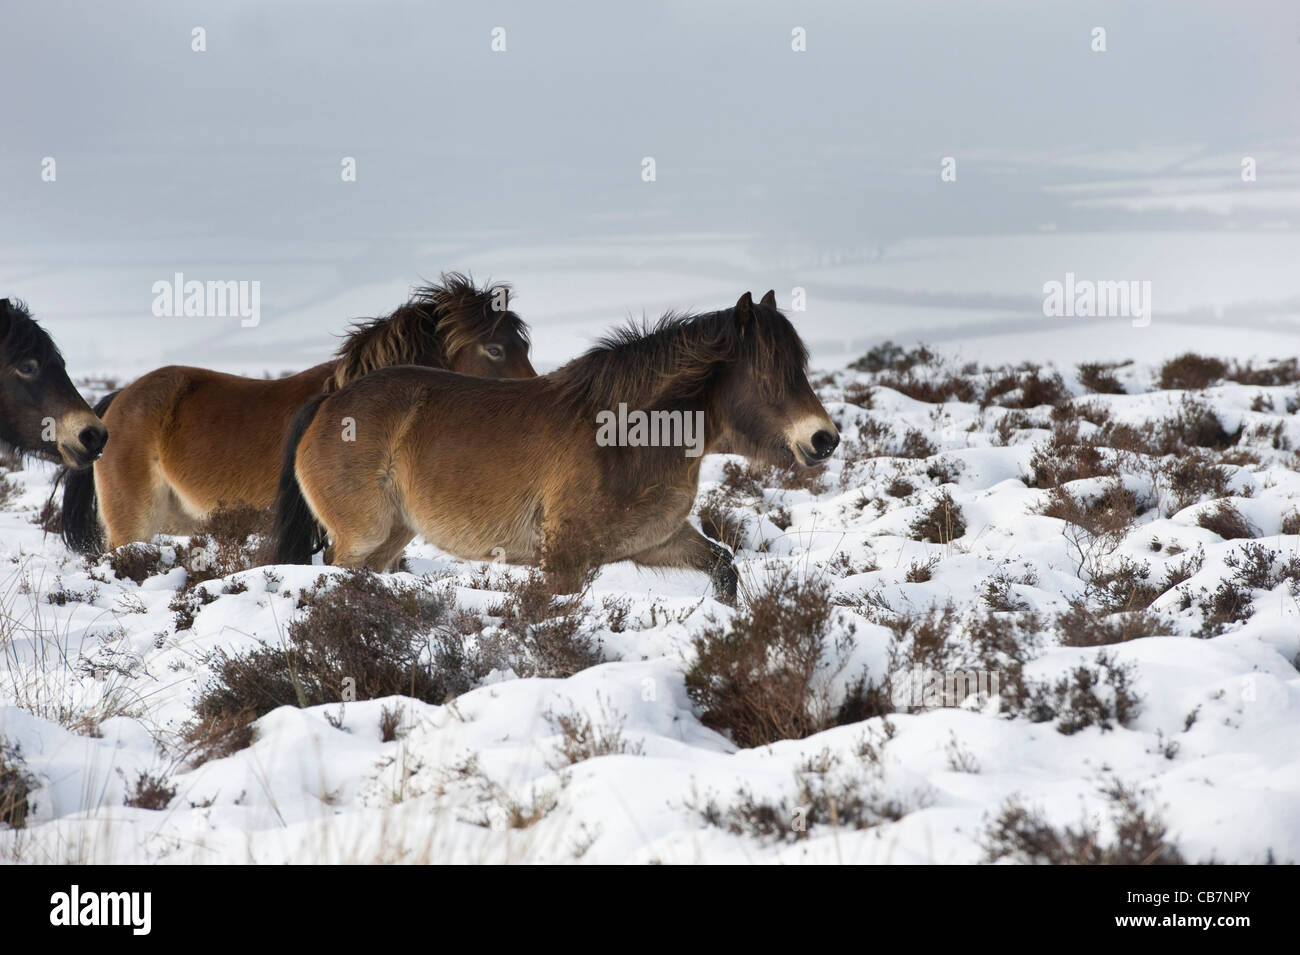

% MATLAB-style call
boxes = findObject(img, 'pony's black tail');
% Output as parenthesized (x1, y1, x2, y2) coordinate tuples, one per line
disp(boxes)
(270, 393, 330, 564)
(59, 389, 118, 555)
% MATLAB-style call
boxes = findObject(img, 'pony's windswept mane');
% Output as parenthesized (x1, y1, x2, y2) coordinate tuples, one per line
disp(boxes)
(0, 298, 63, 367)
(550, 303, 809, 412)
(328, 273, 526, 391)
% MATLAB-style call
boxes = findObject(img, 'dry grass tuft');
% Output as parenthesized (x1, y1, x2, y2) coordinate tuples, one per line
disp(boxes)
(685, 569, 878, 747)
(0, 740, 35, 828)
(982, 779, 1183, 864)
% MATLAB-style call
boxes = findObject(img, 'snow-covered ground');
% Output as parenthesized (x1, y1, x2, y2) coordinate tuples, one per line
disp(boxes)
(2, 351, 1297, 864)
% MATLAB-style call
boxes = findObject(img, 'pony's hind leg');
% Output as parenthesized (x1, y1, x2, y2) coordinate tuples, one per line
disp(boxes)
(629, 522, 738, 605)
(328, 528, 395, 571)
(369, 523, 416, 573)
(322, 509, 411, 572)
(97, 456, 171, 550)
(296, 396, 415, 574)
(298, 454, 398, 571)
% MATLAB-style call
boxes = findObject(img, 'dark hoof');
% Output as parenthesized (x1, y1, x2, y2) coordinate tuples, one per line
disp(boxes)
(711, 562, 738, 605)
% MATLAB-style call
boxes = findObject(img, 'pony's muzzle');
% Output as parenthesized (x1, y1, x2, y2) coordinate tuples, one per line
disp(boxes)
(59, 414, 108, 469)
(809, 428, 839, 459)
(79, 424, 108, 458)
(792, 424, 840, 466)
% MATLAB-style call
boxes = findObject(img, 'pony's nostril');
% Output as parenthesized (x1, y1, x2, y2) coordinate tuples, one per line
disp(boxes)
(79, 426, 107, 455)
(811, 429, 839, 457)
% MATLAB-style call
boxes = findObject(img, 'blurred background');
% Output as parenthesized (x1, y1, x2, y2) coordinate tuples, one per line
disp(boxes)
(2, 0, 1298, 376)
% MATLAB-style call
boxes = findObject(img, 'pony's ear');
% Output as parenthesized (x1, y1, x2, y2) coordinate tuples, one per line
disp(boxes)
(759, 290, 776, 309)
(0, 300, 10, 340)
(735, 291, 754, 330)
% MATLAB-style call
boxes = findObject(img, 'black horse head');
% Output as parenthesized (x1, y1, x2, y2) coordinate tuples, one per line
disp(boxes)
(0, 299, 107, 468)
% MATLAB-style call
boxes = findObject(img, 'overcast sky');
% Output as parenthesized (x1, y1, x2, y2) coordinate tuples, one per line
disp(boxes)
(2, 0, 1297, 373)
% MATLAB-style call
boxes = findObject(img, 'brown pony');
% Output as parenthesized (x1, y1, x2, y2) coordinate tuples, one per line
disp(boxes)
(270, 291, 839, 603)
(61, 275, 534, 554)
(0, 298, 107, 468)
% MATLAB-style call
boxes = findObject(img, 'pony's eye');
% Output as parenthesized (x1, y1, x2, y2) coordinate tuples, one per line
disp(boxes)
(486, 345, 504, 359)
(16, 359, 38, 377)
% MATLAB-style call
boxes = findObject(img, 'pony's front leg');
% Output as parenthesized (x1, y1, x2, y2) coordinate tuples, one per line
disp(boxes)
(538, 518, 601, 595)
(630, 522, 737, 605)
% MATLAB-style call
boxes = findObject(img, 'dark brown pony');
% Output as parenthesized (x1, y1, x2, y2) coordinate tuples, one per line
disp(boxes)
(62, 275, 534, 554)
(270, 291, 838, 603)
(0, 298, 107, 469)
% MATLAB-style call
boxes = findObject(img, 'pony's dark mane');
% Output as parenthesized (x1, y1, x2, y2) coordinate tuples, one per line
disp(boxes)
(328, 273, 527, 391)
(0, 299, 63, 368)
(550, 304, 809, 413)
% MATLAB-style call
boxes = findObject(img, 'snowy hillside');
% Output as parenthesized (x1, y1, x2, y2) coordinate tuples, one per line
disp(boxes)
(1, 347, 1298, 864)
